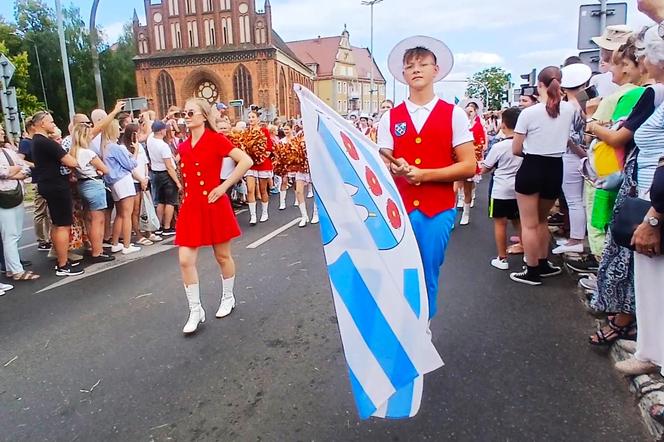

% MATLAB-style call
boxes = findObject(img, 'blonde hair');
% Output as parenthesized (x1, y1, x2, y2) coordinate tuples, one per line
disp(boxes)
(185, 98, 215, 131)
(69, 123, 91, 161)
(267, 124, 278, 136)
(101, 119, 121, 158)
(49, 127, 62, 140)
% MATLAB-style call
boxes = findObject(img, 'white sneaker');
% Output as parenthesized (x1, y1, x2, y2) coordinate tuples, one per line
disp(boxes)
(110, 243, 124, 253)
(279, 201, 286, 210)
(460, 209, 470, 226)
(215, 293, 236, 318)
(552, 243, 584, 255)
(491, 257, 509, 270)
(122, 245, 141, 255)
(0, 283, 14, 292)
(299, 216, 309, 228)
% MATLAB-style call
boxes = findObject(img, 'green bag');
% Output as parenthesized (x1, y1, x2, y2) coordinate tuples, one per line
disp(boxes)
(591, 188, 618, 231)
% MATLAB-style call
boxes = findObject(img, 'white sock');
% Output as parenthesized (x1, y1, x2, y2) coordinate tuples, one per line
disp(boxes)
(261, 201, 269, 213)
(312, 202, 319, 217)
(279, 191, 287, 206)
(222, 275, 235, 297)
(299, 202, 308, 219)
(463, 203, 471, 212)
(248, 202, 257, 216)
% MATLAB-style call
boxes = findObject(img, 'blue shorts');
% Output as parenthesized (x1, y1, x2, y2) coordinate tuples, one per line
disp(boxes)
(409, 208, 456, 319)
(78, 178, 108, 211)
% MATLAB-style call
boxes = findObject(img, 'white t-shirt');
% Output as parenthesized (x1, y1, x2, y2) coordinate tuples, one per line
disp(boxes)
(221, 158, 236, 180)
(377, 97, 474, 149)
(589, 72, 619, 98)
(75, 148, 100, 179)
(147, 137, 173, 172)
(89, 134, 102, 156)
(482, 138, 523, 200)
(133, 144, 149, 183)
(514, 101, 575, 157)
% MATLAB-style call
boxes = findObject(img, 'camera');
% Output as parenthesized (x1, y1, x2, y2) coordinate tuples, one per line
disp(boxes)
(584, 85, 598, 100)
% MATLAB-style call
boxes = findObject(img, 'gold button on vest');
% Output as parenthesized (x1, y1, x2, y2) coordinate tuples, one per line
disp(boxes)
(415, 137, 422, 144)
(414, 158, 422, 165)
(200, 180, 205, 186)
(203, 190, 208, 196)
(413, 199, 420, 207)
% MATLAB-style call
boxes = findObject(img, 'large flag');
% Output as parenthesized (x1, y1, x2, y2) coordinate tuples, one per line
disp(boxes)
(294, 85, 444, 419)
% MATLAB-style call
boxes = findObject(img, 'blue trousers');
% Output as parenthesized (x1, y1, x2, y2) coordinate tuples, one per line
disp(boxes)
(409, 209, 456, 319)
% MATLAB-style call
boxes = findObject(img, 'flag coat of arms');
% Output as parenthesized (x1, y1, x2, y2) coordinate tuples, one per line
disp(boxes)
(294, 85, 444, 419)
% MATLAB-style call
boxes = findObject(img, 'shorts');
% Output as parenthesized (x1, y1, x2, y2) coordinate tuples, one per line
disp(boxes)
(489, 198, 519, 220)
(515, 154, 563, 200)
(294, 172, 311, 183)
(110, 173, 137, 202)
(78, 178, 107, 211)
(38, 182, 73, 227)
(152, 170, 179, 205)
(245, 169, 274, 179)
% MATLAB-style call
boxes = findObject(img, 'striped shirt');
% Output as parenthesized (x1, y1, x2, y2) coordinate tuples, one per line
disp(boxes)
(634, 102, 664, 195)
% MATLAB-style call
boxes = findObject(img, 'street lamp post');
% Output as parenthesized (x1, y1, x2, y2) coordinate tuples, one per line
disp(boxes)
(90, 0, 105, 110)
(55, 0, 75, 119)
(361, 0, 383, 116)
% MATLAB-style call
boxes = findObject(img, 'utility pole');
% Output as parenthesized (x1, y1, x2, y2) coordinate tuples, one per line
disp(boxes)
(55, 0, 75, 119)
(33, 44, 48, 109)
(90, 0, 105, 109)
(361, 0, 383, 116)
(599, 0, 608, 33)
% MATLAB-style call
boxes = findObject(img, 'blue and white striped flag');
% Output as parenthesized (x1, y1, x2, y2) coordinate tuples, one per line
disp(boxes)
(294, 85, 444, 419)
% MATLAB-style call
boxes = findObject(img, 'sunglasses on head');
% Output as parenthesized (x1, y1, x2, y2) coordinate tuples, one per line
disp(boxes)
(78, 121, 93, 127)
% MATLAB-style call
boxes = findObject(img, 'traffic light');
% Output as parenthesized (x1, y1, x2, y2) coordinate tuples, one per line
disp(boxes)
(520, 69, 536, 87)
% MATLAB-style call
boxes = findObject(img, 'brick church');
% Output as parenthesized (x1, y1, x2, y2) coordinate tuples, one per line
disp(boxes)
(132, 0, 314, 120)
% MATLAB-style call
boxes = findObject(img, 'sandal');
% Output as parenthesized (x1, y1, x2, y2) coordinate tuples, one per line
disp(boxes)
(10, 271, 40, 281)
(136, 237, 154, 246)
(589, 317, 636, 346)
(650, 404, 664, 425)
(507, 244, 524, 255)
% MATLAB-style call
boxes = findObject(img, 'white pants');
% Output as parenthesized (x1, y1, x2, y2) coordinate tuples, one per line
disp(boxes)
(0, 204, 25, 274)
(562, 154, 586, 240)
(634, 252, 664, 375)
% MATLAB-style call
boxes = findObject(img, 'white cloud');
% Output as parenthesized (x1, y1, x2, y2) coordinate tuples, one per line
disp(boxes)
(455, 52, 505, 66)
(518, 48, 579, 66)
(101, 21, 126, 44)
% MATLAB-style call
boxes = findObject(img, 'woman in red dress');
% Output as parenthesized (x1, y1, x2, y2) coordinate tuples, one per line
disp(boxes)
(177, 98, 253, 334)
(244, 111, 273, 224)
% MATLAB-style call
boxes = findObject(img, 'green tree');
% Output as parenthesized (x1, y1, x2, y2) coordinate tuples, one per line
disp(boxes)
(465, 67, 511, 111)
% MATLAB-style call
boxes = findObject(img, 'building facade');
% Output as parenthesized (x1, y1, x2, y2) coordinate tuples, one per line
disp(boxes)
(287, 27, 386, 117)
(132, 0, 314, 120)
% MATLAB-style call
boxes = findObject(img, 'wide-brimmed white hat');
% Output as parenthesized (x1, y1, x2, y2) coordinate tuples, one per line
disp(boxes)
(591, 25, 633, 51)
(388, 35, 454, 84)
(561, 63, 592, 89)
(459, 98, 484, 114)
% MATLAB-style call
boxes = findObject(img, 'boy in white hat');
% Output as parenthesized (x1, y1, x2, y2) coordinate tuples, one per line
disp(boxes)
(377, 36, 477, 320)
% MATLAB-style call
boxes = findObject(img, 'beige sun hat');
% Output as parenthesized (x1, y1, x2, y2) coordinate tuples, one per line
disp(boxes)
(591, 25, 633, 51)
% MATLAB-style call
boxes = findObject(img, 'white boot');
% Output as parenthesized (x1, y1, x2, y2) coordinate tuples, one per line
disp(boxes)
(307, 184, 314, 198)
(310, 202, 319, 224)
(183, 283, 205, 334)
(216, 276, 236, 318)
(260, 201, 269, 222)
(279, 191, 287, 210)
(456, 191, 464, 208)
(294, 198, 299, 207)
(298, 202, 309, 227)
(248, 202, 257, 225)
(460, 204, 471, 225)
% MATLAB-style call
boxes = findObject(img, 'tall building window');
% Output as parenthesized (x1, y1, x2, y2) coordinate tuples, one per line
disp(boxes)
(153, 24, 165, 50)
(220, 0, 231, 10)
(204, 19, 216, 46)
(138, 33, 148, 54)
(221, 17, 233, 44)
(233, 64, 253, 105)
(254, 21, 266, 44)
(171, 22, 182, 48)
(187, 21, 199, 47)
(157, 70, 176, 117)
(203, 0, 213, 12)
(168, 0, 179, 15)
(239, 15, 251, 43)
(185, 0, 196, 14)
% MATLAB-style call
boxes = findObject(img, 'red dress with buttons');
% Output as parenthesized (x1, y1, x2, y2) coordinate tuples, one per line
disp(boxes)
(175, 128, 241, 247)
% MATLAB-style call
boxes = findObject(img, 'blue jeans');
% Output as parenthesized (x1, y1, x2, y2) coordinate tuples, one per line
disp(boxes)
(409, 208, 456, 319)
(0, 204, 25, 274)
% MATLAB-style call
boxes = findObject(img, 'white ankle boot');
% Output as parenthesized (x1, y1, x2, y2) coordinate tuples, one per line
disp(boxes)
(298, 203, 309, 227)
(216, 276, 236, 318)
(183, 283, 205, 334)
(260, 202, 269, 222)
(460, 204, 471, 225)
(248, 202, 257, 225)
(279, 191, 287, 210)
(310, 203, 319, 224)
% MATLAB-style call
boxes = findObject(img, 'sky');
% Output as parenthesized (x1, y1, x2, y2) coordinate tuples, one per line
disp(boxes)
(0, 0, 655, 104)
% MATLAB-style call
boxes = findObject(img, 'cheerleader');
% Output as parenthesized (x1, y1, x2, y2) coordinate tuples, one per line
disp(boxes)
(244, 111, 273, 224)
(176, 98, 253, 335)
(290, 133, 319, 227)
(275, 123, 296, 210)
(456, 99, 487, 226)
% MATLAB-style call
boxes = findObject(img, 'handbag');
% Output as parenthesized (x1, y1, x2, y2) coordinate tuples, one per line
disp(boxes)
(139, 190, 160, 232)
(0, 149, 24, 209)
(611, 196, 664, 251)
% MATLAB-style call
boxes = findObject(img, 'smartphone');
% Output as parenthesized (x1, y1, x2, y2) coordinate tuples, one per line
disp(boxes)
(584, 85, 599, 100)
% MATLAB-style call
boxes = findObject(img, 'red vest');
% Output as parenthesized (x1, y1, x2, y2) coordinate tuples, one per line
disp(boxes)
(391, 100, 455, 217)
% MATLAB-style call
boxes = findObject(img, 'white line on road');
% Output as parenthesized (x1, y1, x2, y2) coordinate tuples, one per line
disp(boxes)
(22, 226, 33, 232)
(245, 218, 301, 249)
(19, 242, 37, 251)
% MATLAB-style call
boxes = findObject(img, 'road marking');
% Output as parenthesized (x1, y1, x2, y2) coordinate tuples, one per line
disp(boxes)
(245, 218, 301, 249)
(19, 242, 37, 251)
(22, 226, 33, 232)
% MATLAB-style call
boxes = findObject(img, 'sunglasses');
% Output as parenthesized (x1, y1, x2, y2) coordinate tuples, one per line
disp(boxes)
(78, 121, 93, 127)
(184, 110, 202, 118)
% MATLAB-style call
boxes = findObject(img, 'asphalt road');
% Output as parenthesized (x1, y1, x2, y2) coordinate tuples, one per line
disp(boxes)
(0, 183, 648, 441)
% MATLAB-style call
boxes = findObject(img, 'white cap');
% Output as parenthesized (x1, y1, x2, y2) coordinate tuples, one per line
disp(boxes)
(459, 98, 484, 114)
(561, 63, 592, 89)
(388, 35, 454, 85)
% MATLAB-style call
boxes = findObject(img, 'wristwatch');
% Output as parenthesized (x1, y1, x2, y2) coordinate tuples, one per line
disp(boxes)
(659, 20, 664, 40)
(645, 215, 660, 227)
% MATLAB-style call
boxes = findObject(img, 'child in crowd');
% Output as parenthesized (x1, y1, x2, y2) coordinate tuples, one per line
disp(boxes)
(480, 107, 523, 270)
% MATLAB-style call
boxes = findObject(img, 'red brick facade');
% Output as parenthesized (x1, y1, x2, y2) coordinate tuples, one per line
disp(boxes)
(133, 0, 313, 121)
